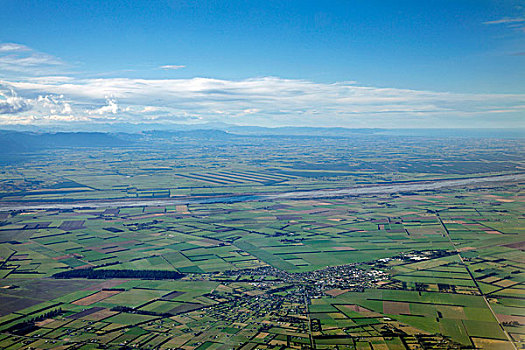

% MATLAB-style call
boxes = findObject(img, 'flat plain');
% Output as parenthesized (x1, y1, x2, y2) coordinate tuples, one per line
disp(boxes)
(0, 131, 523, 349)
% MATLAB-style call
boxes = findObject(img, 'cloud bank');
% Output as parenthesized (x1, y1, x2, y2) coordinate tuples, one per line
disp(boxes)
(1, 76, 523, 128)
(0, 43, 523, 128)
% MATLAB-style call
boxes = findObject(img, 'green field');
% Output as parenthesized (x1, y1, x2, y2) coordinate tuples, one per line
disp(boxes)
(0, 134, 523, 349)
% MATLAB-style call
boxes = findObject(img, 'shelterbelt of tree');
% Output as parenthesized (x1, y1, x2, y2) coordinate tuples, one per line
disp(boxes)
(52, 268, 185, 280)
(1, 172, 523, 211)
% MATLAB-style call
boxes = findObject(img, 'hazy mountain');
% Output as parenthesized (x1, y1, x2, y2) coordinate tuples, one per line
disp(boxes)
(0, 131, 130, 153)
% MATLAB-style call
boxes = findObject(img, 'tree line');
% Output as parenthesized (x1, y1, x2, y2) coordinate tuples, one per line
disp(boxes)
(52, 268, 184, 280)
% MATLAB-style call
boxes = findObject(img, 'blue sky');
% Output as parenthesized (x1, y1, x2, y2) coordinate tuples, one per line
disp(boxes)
(0, 0, 523, 128)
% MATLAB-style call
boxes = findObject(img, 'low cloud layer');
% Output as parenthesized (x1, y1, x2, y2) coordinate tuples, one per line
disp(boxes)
(1, 76, 524, 128)
(0, 43, 523, 128)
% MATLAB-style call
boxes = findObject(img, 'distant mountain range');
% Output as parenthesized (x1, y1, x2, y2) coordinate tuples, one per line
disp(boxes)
(0, 131, 129, 153)
(0, 125, 523, 155)
(0, 122, 523, 139)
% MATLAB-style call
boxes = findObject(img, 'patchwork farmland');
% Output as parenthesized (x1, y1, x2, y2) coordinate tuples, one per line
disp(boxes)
(0, 133, 523, 349)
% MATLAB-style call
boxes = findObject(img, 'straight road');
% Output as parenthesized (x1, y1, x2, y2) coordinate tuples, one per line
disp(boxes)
(437, 214, 517, 350)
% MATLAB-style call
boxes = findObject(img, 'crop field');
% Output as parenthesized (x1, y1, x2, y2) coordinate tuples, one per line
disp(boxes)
(0, 134, 523, 349)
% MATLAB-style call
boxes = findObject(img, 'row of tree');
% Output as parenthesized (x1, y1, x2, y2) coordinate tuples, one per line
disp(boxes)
(53, 268, 184, 280)
(7, 308, 63, 335)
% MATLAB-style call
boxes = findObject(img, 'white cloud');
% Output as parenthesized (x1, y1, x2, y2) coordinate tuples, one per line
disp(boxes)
(0, 43, 31, 52)
(242, 108, 260, 115)
(483, 17, 525, 33)
(31, 76, 75, 84)
(0, 42, 65, 75)
(0, 43, 522, 128)
(0, 76, 523, 128)
(483, 17, 525, 25)
(141, 106, 161, 113)
(86, 98, 119, 115)
(0, 85, 31, 114)
(36, 95, 73, 115)
(160, 65, 186, 70)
